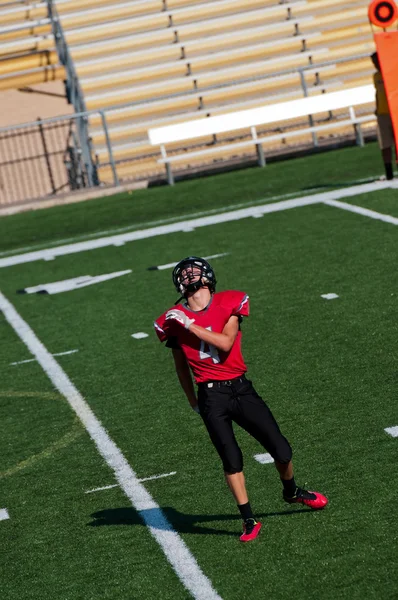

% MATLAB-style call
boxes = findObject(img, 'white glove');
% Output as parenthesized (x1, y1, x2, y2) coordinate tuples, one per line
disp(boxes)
(165, 309, 195, 330)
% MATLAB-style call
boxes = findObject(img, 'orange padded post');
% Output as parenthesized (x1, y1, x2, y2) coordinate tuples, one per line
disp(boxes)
(374, 31, 398, 156)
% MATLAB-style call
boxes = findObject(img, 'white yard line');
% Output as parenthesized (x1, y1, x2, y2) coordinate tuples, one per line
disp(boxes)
(0, 291, 222, 600)
(0, 196, 321, 268)
(139, 471, 177, 483)
(0, 189, 322, 258)
(1, 181, 394, 269)
(11, 358, 40, 366)
(86, 471, 178, 494)
(153, 253, 229, 271)
(20, 270, 132, 295)
(86, 483, 119, 494)
(1, 180, 396, 270)
(0, 176, 382, 255)
(10, 349, 79, 366)
(323, 199, 398, 225)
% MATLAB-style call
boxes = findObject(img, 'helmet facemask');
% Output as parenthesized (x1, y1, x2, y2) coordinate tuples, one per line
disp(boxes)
(172, 257, 216, 297)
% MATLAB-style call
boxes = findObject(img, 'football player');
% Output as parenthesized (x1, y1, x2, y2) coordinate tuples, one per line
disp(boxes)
(154, 256, 328, 542)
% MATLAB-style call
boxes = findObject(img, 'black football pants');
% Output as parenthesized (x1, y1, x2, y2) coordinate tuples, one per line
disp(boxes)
(197, 375, 292, 473)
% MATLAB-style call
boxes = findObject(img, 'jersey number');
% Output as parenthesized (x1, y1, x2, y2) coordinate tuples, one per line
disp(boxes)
(199, 327, 220, 363)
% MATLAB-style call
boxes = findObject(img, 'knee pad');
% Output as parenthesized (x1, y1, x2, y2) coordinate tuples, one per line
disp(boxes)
(222, 447, 243, 474)
(223, 465, 243, 475)
(274, 440, 293, 464)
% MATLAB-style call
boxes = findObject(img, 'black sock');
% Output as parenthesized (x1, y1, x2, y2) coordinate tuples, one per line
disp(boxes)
(385, 163, 393, 180)
(281, 477, 297, 497)
(238, 502, 254, 521)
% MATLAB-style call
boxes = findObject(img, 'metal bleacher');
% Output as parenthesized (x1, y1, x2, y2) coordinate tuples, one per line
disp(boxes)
(0, 1, 64, 91)
(1, 0, 377, 186)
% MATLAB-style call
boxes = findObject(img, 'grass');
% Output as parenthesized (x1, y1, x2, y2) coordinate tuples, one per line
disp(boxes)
(0, 145, 397, 599)
(343, 188, 398, 216)
(0, 142, 385, 255)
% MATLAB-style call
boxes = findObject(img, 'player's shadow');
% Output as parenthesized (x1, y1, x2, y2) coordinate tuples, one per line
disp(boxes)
(88, 506, 310, 536)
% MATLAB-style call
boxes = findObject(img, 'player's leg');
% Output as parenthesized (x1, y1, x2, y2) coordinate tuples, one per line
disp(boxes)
(382, 148, 393, 179)
(231, 378, 328, 510)
(224, 471, 248, 504)
(377, 115, 394, 179)
(274, 460, 293, 481)
(225, 471, 261, 542)
(197, 383, 262, 541)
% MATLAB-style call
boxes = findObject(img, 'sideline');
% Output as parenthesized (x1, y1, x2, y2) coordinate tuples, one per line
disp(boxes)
(323, 198, 398, 225)
(0, 290, 223, 600)
(0, 180, 395, 269)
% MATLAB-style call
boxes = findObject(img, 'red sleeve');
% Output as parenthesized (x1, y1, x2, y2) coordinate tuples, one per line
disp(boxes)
(153, 319, 168, 342)
(221, 290, 250, 318)
(153, 310, 174, 343)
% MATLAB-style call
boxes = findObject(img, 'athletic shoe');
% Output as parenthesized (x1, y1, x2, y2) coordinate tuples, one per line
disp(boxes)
(283, 487, 328, 510)
(240, 518, 262, 542)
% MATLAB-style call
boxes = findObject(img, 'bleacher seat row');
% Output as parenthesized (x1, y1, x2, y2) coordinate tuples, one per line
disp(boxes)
(1, 0, 378, 185)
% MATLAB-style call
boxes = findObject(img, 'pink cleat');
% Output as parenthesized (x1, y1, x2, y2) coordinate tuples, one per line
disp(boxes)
(240, 519, 262, 542)
(283, 487, 328, 510)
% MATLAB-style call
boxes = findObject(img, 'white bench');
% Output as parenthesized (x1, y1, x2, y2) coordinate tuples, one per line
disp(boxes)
(148, 84, 375, 184)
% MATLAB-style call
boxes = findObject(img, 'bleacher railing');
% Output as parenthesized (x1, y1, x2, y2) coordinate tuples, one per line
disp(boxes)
(47, 0, 98, 187)
(0, 114, 92, 205)
(0, 110, 118, 206)
(0, 53, 376, 206)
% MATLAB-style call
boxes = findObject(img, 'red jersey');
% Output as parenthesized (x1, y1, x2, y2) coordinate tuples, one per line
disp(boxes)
(154, 290, 249, 383)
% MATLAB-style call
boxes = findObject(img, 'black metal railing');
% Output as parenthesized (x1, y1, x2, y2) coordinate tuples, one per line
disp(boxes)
(0, 52, 376, 205)
(47, 0, 98, 187)
(0, 116, 91, 204)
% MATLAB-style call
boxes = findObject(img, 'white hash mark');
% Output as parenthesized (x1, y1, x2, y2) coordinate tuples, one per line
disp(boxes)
(254, 453, 274, 464)
(0, 509, 10, 521)
(385, 426, 398, 438)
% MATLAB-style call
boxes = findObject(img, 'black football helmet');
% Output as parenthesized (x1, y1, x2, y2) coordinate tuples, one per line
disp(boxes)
(172, 256, 217, 296)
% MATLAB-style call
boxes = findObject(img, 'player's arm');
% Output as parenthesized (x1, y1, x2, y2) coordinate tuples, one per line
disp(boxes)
(164, 309, 241, 352)
(171, 347, 199, 411)
(189, 315, 240, 353)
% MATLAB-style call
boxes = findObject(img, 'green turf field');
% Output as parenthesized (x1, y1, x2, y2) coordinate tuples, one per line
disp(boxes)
(1, 144, 397, 600)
